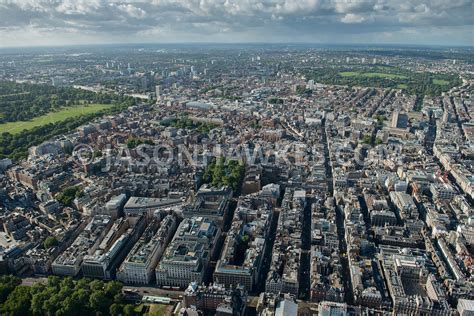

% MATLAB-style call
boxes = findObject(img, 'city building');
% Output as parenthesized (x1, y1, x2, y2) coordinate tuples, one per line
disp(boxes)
(156, 216, 221, 288)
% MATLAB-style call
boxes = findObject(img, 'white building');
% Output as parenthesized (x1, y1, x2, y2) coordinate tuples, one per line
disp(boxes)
(117, 214, 177, 284)
(458, 299, 474, 316)
(52, 215, 112, 276)
(430, 183, 457, 201)
(155, 217, 221, 288)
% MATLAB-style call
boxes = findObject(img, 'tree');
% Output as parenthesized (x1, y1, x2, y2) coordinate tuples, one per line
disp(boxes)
(59, 277, 74, 291)
(0, 275, 21, 304)
(109, 303, 123, 316)
(74, 278, 91, 290)
(375, 115, 386, 127)
(43, 236, 58, 249)
(362, 134, 372, 145)
(47, 276, 61, 289)
(202, 157, 245, 192)
(113, 293, 124, 304)
(89, 291, 110, 314)
(123, 304, 136, 316)
(1, 276, 127, 315)
(104, 281, 122, 299)
(69, 289, 91, 315)
(58, 295, 83, 316)
(93, 150, 103, 158)
(56, 186, 81, 206)
(42, 293, 62, 316)
(89, 280, 104, 292)
(1, 285, 31, 316)
(30, 291, 48, 316)
(29, 283, 46, 296)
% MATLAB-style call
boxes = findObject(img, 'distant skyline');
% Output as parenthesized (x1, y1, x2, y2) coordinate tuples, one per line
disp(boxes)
(0, 0, 473, 48)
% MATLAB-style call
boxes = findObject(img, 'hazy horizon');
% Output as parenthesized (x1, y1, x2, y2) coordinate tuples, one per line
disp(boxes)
(0, 42, 473, 52)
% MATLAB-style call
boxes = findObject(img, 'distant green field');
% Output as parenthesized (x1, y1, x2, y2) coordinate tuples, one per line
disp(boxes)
(433, 79, 450, 85)
(0, 92, 30, 98)
(397, 84, 408, 89)
(0, 104, 111, 134)
(339, 71, 360, 77)
(339, 71, 408, 79)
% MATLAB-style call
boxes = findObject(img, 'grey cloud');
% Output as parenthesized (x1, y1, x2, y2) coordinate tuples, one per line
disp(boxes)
(0, 0, 472, 46)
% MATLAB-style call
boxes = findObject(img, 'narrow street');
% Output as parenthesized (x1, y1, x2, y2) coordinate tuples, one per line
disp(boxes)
(323, 118, 354, 305)
(255, 209, 279, 294)
(299, 196, 312, 300)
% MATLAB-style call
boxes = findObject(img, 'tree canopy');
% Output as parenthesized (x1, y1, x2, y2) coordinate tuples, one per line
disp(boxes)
(300, 66, 461, 97)
(202, 157, 245, 192)
(0, 91, 135, 161)
(0, 276, 137, 316)
(43, 236, 59, 249)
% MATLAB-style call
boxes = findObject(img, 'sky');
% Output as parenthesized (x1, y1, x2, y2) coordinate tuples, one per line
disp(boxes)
(0, 0, 473, 48)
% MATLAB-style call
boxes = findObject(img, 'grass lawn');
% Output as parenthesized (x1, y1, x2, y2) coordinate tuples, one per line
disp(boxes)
(397, 84, 408, 89)
(339, 71, 360, 77)
(0, 103, 111, 134)
(147, 304, 173, 316)
(339, 71, 408, 79)
(433, 79, 450, 85)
